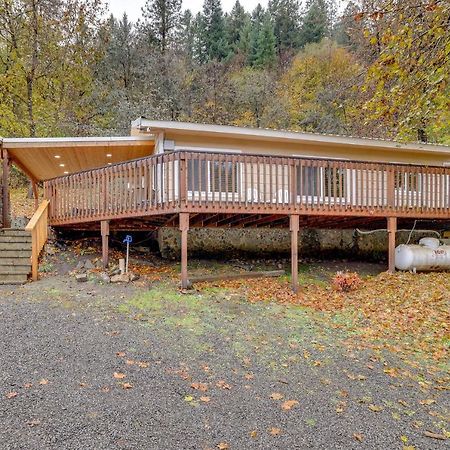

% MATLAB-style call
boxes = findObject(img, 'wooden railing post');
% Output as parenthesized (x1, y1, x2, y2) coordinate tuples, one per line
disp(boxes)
(179, 152, 187, 208)
(387, 167, 395, 209)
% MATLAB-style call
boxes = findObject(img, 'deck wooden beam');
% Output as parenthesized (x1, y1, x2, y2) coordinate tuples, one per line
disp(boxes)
(387, 217, 397, 273)
(101, 220, 110, 268)
(179, 212, 189, 289)
(290, 214, 300, 293)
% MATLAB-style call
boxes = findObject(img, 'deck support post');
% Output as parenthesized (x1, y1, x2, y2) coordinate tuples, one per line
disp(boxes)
(101, 220, 110, 269)
(2, 150, 11, 229)
(290, 214, 300, 293)
(179, 212, 189, 289)
(387, 217, 397, 273)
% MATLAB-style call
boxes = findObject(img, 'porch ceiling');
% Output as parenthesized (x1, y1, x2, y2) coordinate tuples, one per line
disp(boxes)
(1, 136, 155, 181)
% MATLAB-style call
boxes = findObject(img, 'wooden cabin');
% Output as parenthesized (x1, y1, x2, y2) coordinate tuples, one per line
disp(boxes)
(1, 120, 449, 289)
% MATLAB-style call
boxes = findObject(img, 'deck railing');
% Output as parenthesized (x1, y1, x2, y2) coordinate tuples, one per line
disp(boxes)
(44, 150, 450, 225)
(25, 200, 50, 280)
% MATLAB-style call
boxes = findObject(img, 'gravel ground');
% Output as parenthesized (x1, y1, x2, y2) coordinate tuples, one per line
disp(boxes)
(0, 275, 448, 450)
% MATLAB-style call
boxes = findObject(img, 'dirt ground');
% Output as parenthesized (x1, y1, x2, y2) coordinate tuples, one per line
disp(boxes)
(0, 245, 448, 449)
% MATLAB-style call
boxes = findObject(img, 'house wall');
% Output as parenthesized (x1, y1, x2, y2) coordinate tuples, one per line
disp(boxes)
(164, 132, 450, 166)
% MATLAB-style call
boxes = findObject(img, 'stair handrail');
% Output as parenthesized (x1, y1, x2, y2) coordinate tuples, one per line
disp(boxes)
(25, 199, 50, 281)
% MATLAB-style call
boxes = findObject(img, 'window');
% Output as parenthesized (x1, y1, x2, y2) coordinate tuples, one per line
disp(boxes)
(297, 166, 321, 197)
(210, 161, 239, 193)
(187, 159, 240, 194)
(187, 159, 207, 192)
(296, 165, 347, 199)
(324, 167, 346, 198)
(395, 172, 421, 191)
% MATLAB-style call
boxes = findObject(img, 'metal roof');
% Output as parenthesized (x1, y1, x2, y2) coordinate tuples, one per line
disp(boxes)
(132, 118, 450, 155)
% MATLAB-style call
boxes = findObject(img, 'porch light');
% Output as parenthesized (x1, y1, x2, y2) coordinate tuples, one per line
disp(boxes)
(106, 154, 112, 157)
(59, 164, 65, 167)
(54, 155, 61, 159)
(64, 171, 69, 174)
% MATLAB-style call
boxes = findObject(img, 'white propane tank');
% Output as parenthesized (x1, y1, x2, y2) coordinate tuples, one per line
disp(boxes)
(395, 238, 450, 272)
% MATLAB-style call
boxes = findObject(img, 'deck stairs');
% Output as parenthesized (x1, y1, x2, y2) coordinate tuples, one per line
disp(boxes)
(0, 229, 32, 285)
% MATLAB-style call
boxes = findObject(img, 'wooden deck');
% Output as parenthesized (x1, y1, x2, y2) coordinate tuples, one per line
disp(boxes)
(43, 150, 450, 289)
(45, 150, 450, 225)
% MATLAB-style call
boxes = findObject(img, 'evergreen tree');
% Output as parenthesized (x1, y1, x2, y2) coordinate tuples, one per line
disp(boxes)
(141, 0, 182, 53)
(299, 0, 330, 48)
(254, 13, 277, 68)
(225, 1, 249, 54)
(201, 0, 229, 61)
(178, 9, 195, 61)
(237, 15, 252, 58)
(268, 0, 301, 56)
(248, 4, 265, 66)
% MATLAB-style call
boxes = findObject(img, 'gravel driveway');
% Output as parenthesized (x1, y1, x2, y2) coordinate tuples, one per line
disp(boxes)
(0, 276, 448, 450)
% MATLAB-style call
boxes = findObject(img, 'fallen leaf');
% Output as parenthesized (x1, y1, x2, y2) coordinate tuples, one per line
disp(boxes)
(281, 400, 298, 411)
(419, 399, 436, 406)
(116, 351, 126, 357)
(137, 361, 149, 368)
(250, 430, 257, 438)
(244, 373, 254, 380)
(184, 395, 194, 402)
(39, 379, 49, 385)
(269, 427, 281, 436)
(216, 380, 231, 390)
(121, 383, 133, 390)
(217, 442, 229, 449)
(5, 392, 18, 399)
(353, 433, 364, 441)
(191, 382, 208, 392)
(24, 383, 33, 389)
(368, 404, 383, 412)
(200, 396, 211, 403)
(270, 392, 284, 400)
(27, 419, 41, 427)
(113, 372, 126, 380)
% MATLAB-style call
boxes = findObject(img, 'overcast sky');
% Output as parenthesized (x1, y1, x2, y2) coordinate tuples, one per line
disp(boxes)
(107, 0, 270, 21)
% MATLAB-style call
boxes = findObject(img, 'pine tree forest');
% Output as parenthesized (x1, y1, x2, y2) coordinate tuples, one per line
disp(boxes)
(1, 0, 449, 144)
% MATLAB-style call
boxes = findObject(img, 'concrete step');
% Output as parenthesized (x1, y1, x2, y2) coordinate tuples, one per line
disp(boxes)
(0, 243, 32, 251)
(0, 235, 32, 244)
(0, 273, 29, 284)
